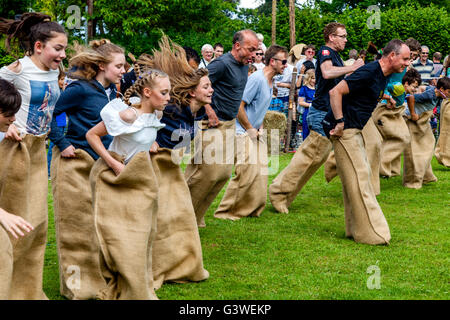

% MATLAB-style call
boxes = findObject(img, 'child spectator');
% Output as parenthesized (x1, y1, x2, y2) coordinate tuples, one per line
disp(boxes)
(297, 68, 315, 140)
(403, 77, 450, 187)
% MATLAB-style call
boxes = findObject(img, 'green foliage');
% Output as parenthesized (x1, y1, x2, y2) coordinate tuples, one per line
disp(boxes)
(1, 1, 448, 64)
(315, 0, 450, 14)
(0, 0, 31, 19)
(251, 3, 449, 58)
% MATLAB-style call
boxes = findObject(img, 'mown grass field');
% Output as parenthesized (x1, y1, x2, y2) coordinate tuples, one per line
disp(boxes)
(43, 154, 449, 300)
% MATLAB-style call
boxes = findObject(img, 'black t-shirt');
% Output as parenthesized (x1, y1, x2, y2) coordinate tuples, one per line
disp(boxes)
(120, 70, 137, 94)
(312, 45, 345, 112)
(207, 52, 249, 121)
(322, 61, 387, 136)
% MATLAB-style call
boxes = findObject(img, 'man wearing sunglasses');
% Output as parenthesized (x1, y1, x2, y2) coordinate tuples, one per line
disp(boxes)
(253, 49, 265, 71)
(269, 22, 363, 214)
(412, 45, 434, 85)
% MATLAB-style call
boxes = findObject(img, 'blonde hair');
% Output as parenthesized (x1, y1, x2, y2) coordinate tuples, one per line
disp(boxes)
(122, 68, 169, 108)
(303, 69, 315, 87)
(68, 38, 124, 80)
(136, 34, 209, 107)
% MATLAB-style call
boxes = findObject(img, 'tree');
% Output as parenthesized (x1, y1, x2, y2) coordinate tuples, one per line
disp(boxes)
(0, 0, 32, 19)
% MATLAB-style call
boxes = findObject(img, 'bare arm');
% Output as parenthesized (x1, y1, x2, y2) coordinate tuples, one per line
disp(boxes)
(237, 100, 258, 139)
(329, 80, 350, 137)
(86, 122, 125, 175)
(406, 95, 419, 121)
(297, 96, 311, 108)
(204, 104, 220, 127)
(321, 58, 364, 80)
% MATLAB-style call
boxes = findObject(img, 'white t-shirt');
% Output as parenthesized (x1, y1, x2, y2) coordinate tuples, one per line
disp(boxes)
(274, 64, 295, 98)
(101, 98, 165, 163)
(0, 56, 60, 136)
(198, 58, 211, 69)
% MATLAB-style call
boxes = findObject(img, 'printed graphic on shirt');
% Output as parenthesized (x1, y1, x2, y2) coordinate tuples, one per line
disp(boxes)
(27, 80, 60, 135)
(322, 49, 330, 56)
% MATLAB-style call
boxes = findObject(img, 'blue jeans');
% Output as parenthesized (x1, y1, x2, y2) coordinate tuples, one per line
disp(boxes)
(306, 106, 327, 137)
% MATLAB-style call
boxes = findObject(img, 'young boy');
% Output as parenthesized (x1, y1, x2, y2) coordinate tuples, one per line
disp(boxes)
(403, 76, 450, 188)
(0, 79, 34, 299)
(0, 79, 34, 237)
(374, 68, 421, 178)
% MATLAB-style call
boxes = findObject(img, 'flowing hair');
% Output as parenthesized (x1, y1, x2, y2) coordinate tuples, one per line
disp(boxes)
(0, 12, 66, 55)
(68, 39, 124, 80)
(122, 69, 169, 108)
(136, 34, 209, 108)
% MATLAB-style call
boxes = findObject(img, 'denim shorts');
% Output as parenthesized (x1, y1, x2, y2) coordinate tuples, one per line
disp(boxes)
(306, 106, 327, 137)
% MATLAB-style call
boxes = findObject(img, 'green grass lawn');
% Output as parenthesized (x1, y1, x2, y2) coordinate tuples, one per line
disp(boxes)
(43, 154, 449, 300)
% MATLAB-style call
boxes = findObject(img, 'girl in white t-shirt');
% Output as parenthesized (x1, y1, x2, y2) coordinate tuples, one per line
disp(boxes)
(86, 69, 170, 300)
(0, 12, 67, 300)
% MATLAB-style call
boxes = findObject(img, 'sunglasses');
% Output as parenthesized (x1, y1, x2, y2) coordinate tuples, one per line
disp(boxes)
(255, 53, 264, 56)
(421, 52, 429, 55)
(272, 58, 288, 65)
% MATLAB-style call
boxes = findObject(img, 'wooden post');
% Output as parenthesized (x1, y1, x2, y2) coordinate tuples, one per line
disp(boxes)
(289, 0, 296, 49)
(284, 67, 298, 152)
(87, 0, 94, 41)
(271, 0, 276, 45)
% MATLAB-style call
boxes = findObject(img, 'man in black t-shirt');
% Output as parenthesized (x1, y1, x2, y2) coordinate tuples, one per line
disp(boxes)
(322, 39, 411, 245)
(269, 22, 363, 214)
(185, 29, 259, 227)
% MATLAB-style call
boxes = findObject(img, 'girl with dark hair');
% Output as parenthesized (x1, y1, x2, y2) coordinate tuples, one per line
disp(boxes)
(48, 39, 126, 300)
(0, 12, 67, 300)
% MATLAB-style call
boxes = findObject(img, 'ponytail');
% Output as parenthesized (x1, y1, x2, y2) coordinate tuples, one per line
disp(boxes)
(0, 12, 66, 55)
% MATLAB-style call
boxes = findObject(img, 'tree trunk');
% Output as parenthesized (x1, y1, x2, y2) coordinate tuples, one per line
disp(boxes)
(289, 0, 296, 49)
(271, 0, 276, 45)
(87, 0, 94, 41)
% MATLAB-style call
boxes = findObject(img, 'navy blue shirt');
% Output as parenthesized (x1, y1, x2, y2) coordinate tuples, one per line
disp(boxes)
(120, 70, 137, 95)
(312, 45, 345, 112)
(322, 61, 387, 136)
(156, 103, 205, 149)
(207, 52, 249, 121)
(49, 79, 116, 160)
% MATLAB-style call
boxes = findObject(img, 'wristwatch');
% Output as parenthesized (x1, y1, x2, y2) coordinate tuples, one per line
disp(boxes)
(335, 117, 345, 123)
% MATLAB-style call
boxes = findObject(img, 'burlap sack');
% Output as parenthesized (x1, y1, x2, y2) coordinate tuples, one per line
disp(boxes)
(361, 118, 382, 195)
(90, 151, 159, 300)
(403, 111, 437, 189)
(214, 133, 269, 220)
(269, 130, 332, 213)
(151, 148, 209, 290)
(185, 119, 235, 227)
(332, 129, 390, 245)
(372, 104, 410, 177)
(51, 147, 106, 299)
(0, 134, 48, 299)
(263, 110, 287, 154)
(0, 228, 13, 299)
(435, 99, 450, 167)
(322, 118, 381, 195)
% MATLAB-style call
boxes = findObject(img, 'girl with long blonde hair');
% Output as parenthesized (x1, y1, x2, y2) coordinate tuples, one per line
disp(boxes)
(86, 69, 169, 300)
(131, 35, 211, 290)
(48, 38, 126, 300)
